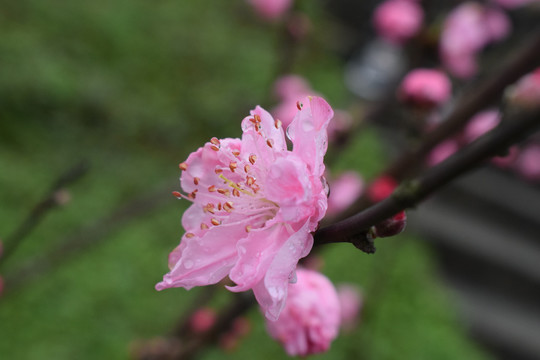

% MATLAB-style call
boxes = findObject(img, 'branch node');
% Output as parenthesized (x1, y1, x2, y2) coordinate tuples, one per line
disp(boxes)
(350, 231, 376, 254)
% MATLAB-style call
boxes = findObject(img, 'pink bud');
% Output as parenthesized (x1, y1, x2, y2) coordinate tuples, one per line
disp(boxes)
(373, 0, 424, 45)
(427, 139, 459, 166)
(327, 171, 364, 216)
(337, 285, 363, 332)
(368, 175, 397, 203)
(232, 317, 251, 337)
(399, 69, 452, 109)
(265, 269, 341, 356)
(507, 68, 540, 108)
(373, 211, 407, 238)
(515, 144, 540, 181)
(247, 0, 293, 20)
(464, 109, 500, 143)
(189, 308, 216, 334)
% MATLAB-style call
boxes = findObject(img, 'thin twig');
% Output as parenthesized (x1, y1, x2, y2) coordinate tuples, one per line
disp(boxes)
(0, 160, 90, 268)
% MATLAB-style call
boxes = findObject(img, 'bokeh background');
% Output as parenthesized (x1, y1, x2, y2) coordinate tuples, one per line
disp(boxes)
(1, 0, 537, 359)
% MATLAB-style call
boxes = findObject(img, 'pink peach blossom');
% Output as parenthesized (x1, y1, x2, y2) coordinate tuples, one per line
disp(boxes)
(327, 171, 364, 216)
(399, 68, 452, 108)
(373, 0, 424, 45)
(507, 68, 540, 108)
(156, 97, 334, 321)
(247, 0, 293, 20)
(515, 144, 540, 181)
(367, 175, 398, 203)
(265, 269, 341, 356)
(272, 75, 318, 128)
(440, 3, 510, 78)
(189, 308, 216, 334)
(337, 284, 363, 332)
(427, 139, 459, 166)
(464, 109, 500, 143)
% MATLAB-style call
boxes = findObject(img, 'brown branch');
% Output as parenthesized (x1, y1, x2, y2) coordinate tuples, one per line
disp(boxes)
(0, 160, 90, 268)
(314, 106, 540, 248)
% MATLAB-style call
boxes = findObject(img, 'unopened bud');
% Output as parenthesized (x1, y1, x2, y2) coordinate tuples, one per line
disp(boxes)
(372, 211, 407, 238)
(367, 175, 397, 203)
(399, 69, 452, 109)
(189, 307, 216, 334)
(506, 68, 540, 109)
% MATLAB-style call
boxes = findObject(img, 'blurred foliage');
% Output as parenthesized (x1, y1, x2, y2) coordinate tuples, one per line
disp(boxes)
(0, 0, 488, 359)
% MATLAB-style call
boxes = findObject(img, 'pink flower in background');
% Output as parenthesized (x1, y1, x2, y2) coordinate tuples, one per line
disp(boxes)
(367, 175, 398, 203)
(464, 109, 500, 143)
(327, 171, 364, 216)
(337, 284, 363, 332)
(327, 110, 353, 142)
(156, 97, 334, 321)
(248, 0, 293, 20)
(266, 269, 341, 356)
(427, 139, 459, 166)
(373, 0, 424, 45)
(515, 144, 540, 181)
(190, 308, 216, 334)
(440, 3, 510, 78)
(399, 68, 452, 109)
(507, 68, 540, 107)
(272, 75, 318, 128)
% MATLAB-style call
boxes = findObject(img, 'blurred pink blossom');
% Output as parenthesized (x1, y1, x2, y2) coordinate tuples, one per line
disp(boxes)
(515, 144, 540, 181)
(189, 308, 216, 334)
(156, 97, 334, 321)
(272, 75, 318, 128)
(373, 0, 424, 44)
(266, 269, 341, 356)
(440, 3, 510, 78)
(247, 0, 293, 20)
(327, 110, 353, 142)
(427, 139, 459, 166)
(464, 109, 500, 143)
(507, 68, 540, 107)
(399, 68, 452, 108)
(337, 284, 363, 332)
(368, 175, 398, 203)
(327, 171, 364, 216)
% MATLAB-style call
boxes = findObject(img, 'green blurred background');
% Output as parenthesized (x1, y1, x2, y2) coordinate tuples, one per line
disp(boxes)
(0, 0, 489, 359)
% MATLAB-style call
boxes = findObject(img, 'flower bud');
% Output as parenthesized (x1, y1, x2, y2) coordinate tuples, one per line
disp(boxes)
(367, 175, 397, 203)
(189, 307, 216, 334)
(337, 284, 363, 332)
(373, 0, 424, 45)
(399, 69, 452, 109)
(372, 211, 407, 238)
(327, 171, 364, 216)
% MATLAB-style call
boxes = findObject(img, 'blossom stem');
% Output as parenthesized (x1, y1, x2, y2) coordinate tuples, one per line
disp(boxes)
(314, 106, 540, 248)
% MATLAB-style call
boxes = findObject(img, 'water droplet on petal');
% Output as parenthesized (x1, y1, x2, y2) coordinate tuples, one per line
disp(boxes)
(286, 125, 294, 141)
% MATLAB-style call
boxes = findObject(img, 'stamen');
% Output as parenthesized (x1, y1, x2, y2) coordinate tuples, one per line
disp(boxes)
(211, 218, 221, 226)
(203, 203, 215, 214)
(229, 161, 237, 172)
(215, 168, 223, 174)
(217, 203, 222, 211)
(217, 188, 230, 196)
(232, 150, 240, 157)
(223, 201, 234, 212)
(249, 154, 257, 165)
(246, 176, 255, 186)
(172, 191, 182, 198)
(187, 191, 197, 199)
(201, 223, 209, 230)
(179, 162, 188, 171)
(185, 233, 195, 238)
(296, 101, 303, 110)
(210, 137, 220, 146)
(211, 145, 220, 152)
(193, 177, 200, 185)
(244, 165, 250, 173)
(233, 188, 241, 197)
(208, 185, 217, 192)
(275, 119, 282, 129)
(245, 225, 252, 233)
(254, 114, 261, 123)
(266, 139, 274, 148)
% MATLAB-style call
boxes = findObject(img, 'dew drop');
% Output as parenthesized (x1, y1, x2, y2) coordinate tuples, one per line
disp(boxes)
(286, 125, 294, 140)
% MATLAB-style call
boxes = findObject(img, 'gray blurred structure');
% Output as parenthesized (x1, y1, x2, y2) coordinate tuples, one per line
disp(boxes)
(410, 167, 540, 360)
